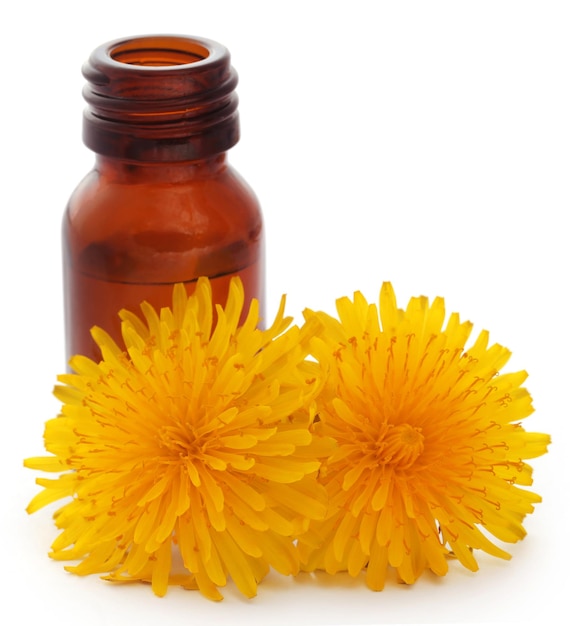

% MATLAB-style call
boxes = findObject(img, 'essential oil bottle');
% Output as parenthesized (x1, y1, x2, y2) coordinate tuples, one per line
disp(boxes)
(63, 35, 264, 362)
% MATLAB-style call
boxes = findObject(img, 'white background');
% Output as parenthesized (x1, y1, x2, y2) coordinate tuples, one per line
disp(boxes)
(1, 1, 567, 624)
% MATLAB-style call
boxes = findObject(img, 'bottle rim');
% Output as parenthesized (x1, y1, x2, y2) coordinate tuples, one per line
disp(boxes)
(108, 35, 213, 69)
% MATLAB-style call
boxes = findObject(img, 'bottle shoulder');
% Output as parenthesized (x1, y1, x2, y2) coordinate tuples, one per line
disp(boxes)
(65, 161, 262, 233)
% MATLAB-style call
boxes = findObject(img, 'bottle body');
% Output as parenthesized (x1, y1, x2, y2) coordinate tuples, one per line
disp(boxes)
(63, 155, 264, 361)
(62, 35, 264, 362)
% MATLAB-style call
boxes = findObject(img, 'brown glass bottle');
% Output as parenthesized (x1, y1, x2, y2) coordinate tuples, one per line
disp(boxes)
(63, 35, 264, 363)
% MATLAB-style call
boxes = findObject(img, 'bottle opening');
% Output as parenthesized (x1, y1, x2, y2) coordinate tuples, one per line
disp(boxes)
(110, 36, 209, 67)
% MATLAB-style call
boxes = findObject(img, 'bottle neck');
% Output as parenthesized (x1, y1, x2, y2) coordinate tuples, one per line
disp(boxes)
(82, 35, 240, 162)
(94, 153, 229, 183)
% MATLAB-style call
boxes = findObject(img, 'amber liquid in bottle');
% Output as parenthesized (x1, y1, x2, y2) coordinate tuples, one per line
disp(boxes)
(63, 36, 264, 363)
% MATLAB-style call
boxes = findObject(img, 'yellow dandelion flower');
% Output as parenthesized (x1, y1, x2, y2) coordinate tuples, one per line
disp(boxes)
(25, 278, 333, 600)
(298, 283, 550, 590)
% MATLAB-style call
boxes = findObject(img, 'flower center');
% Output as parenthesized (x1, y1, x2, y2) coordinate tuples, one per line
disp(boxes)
(159, 424, 204, 458)
(378, 423, 424, 469)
